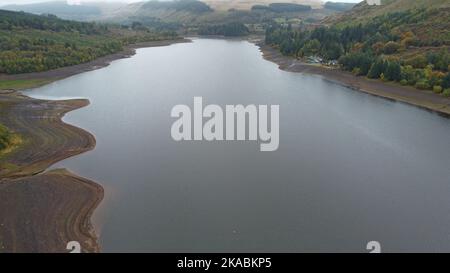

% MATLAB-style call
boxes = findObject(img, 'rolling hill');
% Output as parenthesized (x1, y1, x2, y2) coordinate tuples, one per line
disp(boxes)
(324, 0, 450, 24)
(323, 0, 450, 44)
(265, 0, 450, 94)
(203, 0, 322, 11)
(104, 0, 344, 29)
(105, 0, 214, 24)
(0, 1, 356, 36)
(1, 1, 126, 21)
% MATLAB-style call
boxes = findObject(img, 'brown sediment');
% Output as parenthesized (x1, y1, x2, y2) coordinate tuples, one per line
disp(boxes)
(0, 93, 96, 178)
(258, 42, 450, 117)
(0, 92, 101, 253)
(0, 169, 103, 253)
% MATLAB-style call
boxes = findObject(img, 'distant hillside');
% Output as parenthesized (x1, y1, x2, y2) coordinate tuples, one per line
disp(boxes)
(0, 9, 105, 34)
(203, 0, 322, 11)
(1, 1, 126, 21)
(323, 2, 356, 12)
(143, 0, 213, 13)
(325, 0, 450, 24)
(265, 0, 450, 95)
(108, 0, 340, 28)
(323, 0, 450, 44)
(106, 0, 214, 24)
(1, 1, 213, 23)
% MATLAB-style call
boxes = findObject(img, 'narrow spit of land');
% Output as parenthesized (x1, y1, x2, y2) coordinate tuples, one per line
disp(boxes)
(0, 92, 100, 253)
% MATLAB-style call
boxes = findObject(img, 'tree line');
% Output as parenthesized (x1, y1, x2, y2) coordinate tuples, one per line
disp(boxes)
(0, 10, 107, 34)
(265, 8, 450, 96)
(0, 10, 178, 74)
(198, 22, 249, 37)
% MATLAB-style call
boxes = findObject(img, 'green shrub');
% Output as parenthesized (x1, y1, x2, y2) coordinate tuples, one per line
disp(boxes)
(433, 85, 443, 94)
(368, 59, 386, 79)
(443, 89, 450, 97)
(0, 124, 11, 151)
(443, 73, 450, 89)
(383, 41, 401, 55)
(400, 79, 408, 85)
(385, 61, 402, 81)
(405, 55, 428, 69)
(415, 80, 430, 90)
(352, 67, 361, 75)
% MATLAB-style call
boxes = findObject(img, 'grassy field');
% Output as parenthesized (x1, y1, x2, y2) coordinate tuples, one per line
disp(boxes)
(0, 79, 55, 90)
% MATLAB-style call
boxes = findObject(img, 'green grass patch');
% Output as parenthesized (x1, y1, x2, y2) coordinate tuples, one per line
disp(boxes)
(0, 78, 54, 90)
(0, 123, 23, 159)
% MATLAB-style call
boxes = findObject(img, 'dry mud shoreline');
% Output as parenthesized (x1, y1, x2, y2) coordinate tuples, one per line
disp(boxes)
(0, 92, 100, 252)
(0, 169, 103, 253)
(0, 39, 189, 253)
(258, 42, 450, 117)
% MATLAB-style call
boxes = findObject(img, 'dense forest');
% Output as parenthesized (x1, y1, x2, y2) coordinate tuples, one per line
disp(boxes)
(265, 7, 450, 96)
(198, 22, 249, 36)
(0, 10, 178, 74)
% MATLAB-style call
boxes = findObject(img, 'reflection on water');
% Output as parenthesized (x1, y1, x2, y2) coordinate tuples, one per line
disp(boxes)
(25, 39, 450, 252)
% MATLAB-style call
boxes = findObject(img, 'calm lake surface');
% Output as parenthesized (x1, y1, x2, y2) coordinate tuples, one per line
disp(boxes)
(25, 39, 450, 252)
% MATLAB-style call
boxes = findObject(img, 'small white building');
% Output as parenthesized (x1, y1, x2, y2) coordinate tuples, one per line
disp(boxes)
(366, 0, 382, 5)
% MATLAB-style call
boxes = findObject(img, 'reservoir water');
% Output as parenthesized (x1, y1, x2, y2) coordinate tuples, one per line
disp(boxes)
(25, 39, 450, 252)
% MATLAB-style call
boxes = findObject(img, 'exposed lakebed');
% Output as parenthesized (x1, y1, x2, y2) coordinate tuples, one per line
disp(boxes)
(25, 39, 450, 252)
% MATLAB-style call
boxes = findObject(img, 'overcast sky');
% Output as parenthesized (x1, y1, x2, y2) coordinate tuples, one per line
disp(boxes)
(0, 0, 362, 6)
